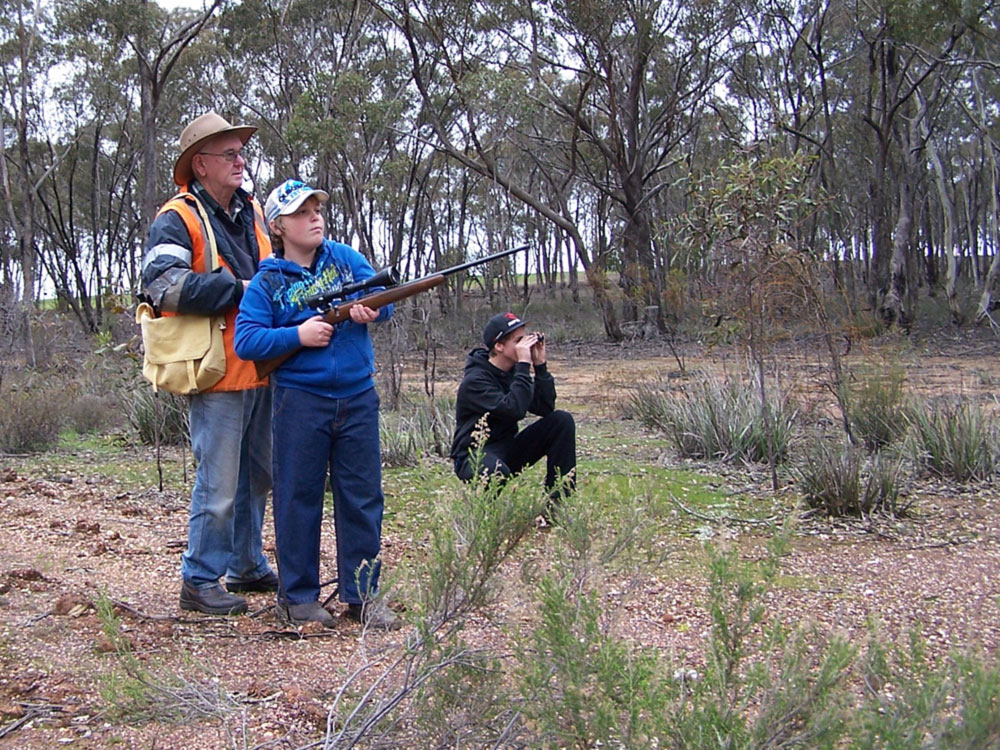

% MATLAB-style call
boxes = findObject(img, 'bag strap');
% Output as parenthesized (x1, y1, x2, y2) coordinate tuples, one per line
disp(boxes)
(171, 191, 220, 272)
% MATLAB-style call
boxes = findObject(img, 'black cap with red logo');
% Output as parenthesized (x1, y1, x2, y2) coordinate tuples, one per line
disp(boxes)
(483, 312, 527, 348)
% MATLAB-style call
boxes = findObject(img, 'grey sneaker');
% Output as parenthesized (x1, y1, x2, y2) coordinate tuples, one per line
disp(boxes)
(276, 600, 335, 629)
(345, 600, 402, 631)
(179, 582, 247, 616)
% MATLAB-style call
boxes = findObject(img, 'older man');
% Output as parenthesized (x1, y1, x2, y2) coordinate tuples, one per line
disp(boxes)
(141, 112, 277, 615)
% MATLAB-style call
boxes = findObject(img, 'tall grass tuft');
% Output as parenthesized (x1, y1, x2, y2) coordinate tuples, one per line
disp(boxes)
(381, 396, 456, 468)
(629, 374, 796, 464)
(797, 441, 907, 517)
(126, 388, 189, 446)
(847, 364, 910, 453)
(908, 399, 999, 482)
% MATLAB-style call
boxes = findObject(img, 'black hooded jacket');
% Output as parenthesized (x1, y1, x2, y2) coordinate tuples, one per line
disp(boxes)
(450, 347, 557, 462)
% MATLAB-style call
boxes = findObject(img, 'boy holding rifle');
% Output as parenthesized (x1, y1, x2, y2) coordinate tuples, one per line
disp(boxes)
(234, 179, 399, 630)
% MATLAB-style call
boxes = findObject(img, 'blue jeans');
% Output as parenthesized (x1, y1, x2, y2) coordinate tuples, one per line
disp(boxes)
(272, 385, 384, 605)
(182, 387, 274, 588)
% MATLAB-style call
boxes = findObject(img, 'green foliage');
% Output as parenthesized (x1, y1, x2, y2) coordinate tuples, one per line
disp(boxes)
(797, 442, 908, 517)
(518, 578, 671, 747)
(517, 520, 857, 749)
(908, 399, 999, 482)
(516, 487, 671, 747)
(0, 380, 65, 453)
(855, 631, 1000, 749)
(681, 534, 854, 749)
(325, 452, 546, 747)
(96, 593, 238, 725)
(847, 364, 911, 453)
(630, 373, 796, 464)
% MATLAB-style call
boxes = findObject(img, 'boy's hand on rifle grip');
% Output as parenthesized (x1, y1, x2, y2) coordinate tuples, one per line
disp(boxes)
(348, 304, 379, 324)
(299, 316, 334, 347)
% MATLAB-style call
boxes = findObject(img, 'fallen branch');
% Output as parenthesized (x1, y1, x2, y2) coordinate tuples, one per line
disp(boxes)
(669, 493, 777, 526)
(0, 703, 66, 740)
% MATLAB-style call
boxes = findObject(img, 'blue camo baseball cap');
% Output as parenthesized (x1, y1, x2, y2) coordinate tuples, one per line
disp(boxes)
(265, 179, 329, 222)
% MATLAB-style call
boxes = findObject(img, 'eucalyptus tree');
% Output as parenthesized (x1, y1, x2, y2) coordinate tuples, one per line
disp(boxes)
(0, 0, 53, 359)
(724, 0, 860, 289)
(217, 0, 421, 268)
(367, 0, 740, 339)
(968, 38, 1000, 324)
(0, 0, 47, 306)
(58, 0, 224, 244)
(846, 0, 972, 329)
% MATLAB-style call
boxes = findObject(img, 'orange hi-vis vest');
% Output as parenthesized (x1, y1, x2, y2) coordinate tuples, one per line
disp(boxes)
(156, 191, 272, 393)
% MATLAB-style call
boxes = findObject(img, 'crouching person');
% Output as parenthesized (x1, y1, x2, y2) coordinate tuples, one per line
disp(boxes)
(450, 312, 576, 511)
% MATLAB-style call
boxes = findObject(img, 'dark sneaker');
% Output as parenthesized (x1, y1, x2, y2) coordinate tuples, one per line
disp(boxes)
(179, 582, 247, 616)
(275, 601, 335, 629)
(226, 571, 279, 593)
(346, 600, 402, 631)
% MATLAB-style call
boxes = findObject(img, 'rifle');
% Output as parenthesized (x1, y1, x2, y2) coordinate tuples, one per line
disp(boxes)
(253, 244, 528, 378)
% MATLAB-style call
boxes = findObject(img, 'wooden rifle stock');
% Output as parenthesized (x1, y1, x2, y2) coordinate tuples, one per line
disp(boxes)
(252, 244, 527, 379)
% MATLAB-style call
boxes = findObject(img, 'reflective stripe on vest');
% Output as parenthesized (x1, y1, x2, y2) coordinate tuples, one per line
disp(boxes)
(155, 191, 273, 391)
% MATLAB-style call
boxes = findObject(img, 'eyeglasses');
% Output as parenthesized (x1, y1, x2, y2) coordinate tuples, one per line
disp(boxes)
(198, 148, 246, 163)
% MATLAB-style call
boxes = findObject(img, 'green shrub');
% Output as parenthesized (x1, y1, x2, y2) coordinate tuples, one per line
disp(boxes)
(909, 399, 999, 482)
(126, 388, 189, 446)
(631, 374, 796, 464)
(324, 452, 545, 748)
(0, 383, 65, 453)
(380, 397, 456, 468)
(855, 632, 1000, 748)
(380, 414, 423, 468)
(797, 441, 907, 517)
(847, 365, 910, 453)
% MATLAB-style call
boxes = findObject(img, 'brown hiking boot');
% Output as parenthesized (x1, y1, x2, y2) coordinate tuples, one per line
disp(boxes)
(179, 582, 247, 616)
(275, 600, 335, 629)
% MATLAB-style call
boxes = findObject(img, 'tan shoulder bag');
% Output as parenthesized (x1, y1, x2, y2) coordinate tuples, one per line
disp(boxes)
(137, 195, 227, 395)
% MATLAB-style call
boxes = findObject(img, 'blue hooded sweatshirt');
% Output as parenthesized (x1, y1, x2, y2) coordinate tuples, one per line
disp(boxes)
(234, 238, 393, 399)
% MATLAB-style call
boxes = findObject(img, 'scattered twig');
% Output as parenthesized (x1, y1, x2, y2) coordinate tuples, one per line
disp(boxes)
(669, 492, 777, 526)
(901, 537, 974, 551)
(111, 599, 189, 623)
(0, 702, 66, 740)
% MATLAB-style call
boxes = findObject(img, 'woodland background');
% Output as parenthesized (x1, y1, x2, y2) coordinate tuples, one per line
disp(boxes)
(2, 0, 1000, 360)
(4, 2, 1000, 746)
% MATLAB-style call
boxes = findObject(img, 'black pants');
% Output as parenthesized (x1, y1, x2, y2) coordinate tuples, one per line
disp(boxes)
(455, 410, 576, 498)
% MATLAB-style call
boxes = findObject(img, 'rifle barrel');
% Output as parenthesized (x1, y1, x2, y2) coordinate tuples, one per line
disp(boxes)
(433, 244, 527, 278)
(252, 243, 528, 379)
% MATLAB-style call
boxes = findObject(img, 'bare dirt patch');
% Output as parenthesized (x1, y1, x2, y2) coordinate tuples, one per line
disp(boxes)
(1, 335, 999, 748)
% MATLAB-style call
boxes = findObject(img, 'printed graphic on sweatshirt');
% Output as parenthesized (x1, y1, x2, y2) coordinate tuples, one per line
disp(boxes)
(269, 261, 354, 312)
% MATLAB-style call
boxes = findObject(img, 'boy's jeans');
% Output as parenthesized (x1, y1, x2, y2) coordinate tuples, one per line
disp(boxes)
(182, 387, 273, 588)
(271, 385, 384, 605)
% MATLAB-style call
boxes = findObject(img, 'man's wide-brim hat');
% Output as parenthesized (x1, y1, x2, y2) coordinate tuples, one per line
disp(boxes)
(173, 111, 257, 186)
